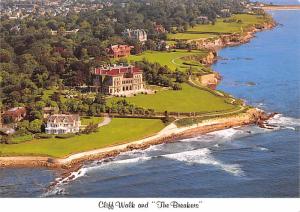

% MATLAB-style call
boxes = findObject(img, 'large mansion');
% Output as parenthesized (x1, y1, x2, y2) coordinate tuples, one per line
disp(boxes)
(45, 114, 81, 134)
(122, 29, 147, 42)
(92, 65, 144, 95)
(106, 45, 133, 58)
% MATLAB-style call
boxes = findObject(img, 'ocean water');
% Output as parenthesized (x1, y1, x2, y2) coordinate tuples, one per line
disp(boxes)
(0, 10, 299, 198)
(259, 0, 300, 5)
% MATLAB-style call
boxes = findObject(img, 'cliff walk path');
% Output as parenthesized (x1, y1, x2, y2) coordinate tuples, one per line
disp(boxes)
(187, 76, 246, 117)
(98, 115, 112, 127)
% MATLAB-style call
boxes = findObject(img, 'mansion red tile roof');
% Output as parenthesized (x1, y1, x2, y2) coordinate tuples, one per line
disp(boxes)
(106, 45, 133, 58)
(93, 65, 142, 77)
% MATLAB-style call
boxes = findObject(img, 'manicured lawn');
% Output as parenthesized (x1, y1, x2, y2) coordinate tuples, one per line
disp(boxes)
(81, 116, 104, 125)
(0, 118, 165, 158)
(167, 32, 217, 41)
(11, 134, 34, 143)
(128, 50, 209, 72)
(109, 83, 236, 113)
(167, 14, 270, 41)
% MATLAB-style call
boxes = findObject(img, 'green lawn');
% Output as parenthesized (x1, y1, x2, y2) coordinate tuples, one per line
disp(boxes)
(109, 83, 236, 113)
(81, 116, 104, 125)
(167, 14, 271, 41)
(0, 118, 165, 158)
(168, 32, 217, 41)
(128, 50, 209, 72)
(11, 134, 34, 143)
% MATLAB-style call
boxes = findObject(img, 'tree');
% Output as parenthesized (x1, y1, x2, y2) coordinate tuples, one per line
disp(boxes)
(94, 93, 106, 105)
(172, 83, 182, 90)
(145, 39, 157, 51)
(51, 92, 61, 103)
(29, 110, 43, 121)
(0, 135, 12, 144)
(162, 110, 171, 123)
(0, 49, 12, 63)
(28, 119, 42, 133)
(88, 105, 97, 116)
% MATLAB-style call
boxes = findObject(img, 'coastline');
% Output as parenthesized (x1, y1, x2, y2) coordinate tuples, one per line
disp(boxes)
(0, 15, 277, 170)
(0, 108, 274, 169)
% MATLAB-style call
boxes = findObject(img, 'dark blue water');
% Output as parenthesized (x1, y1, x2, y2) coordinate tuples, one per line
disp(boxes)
(0, 10, 299, 198)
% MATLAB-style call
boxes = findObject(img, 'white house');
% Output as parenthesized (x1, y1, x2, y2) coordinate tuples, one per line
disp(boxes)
(45, 114, 81, 134)
(122, 29, 147, 42)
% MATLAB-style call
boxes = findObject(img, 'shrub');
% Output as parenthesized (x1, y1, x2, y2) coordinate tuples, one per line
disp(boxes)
(35, 133, 53, 139)
(172, 83, 182, 90)
(0, 135, 12, 144)
(82, 123, 98, 134)
(55, 133, 76, 139)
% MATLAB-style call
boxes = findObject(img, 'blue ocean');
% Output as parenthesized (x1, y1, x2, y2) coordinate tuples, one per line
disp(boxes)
(0, 9, 299, 198)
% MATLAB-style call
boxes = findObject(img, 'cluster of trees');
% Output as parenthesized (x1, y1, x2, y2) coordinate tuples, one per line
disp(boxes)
(135, 60, 188, 90)
(108, 99, 155, 116)
(14, 119, 43, 136)
(49, 92, 155, 117)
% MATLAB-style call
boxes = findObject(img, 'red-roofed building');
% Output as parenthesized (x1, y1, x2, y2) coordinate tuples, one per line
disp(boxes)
(92, 65, 144, 95)
(106, 45, 133, 58)
(154, 24, 166, 33)
(3, 107, 26, 122)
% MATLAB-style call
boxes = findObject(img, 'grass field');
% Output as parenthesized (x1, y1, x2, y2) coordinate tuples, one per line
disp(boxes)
(167, 14, 270, 41)
(128, 50, 210, 72)
(11, 134, 34, 143)
(80, 116, 104, 125)
(0, 118, 165, 158)
(109, 83, 236, 113)
(167, 32, 217, 41)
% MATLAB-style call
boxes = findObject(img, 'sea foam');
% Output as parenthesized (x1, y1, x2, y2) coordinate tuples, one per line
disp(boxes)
(267, 114, 300, 129)
(163, 148, 244, 177)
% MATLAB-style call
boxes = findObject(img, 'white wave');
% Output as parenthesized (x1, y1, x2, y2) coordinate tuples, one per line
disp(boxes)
(267, 114, 300, 127)
(112, 156, 151, 164)
(207, 128, 244, 139)
(43, 154, 153, 197)
(285, 126, 296, 131)
(163, 148, 244, 177)
(255, 102, 266, 109)
(257, 146, 269, 151)
(143, 143, 165, 152)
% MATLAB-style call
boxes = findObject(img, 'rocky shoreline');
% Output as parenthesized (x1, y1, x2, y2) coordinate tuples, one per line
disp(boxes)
(193, 21, 276, 52)
(0, 108, 276, 171)
(195, 20, 276, 88)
